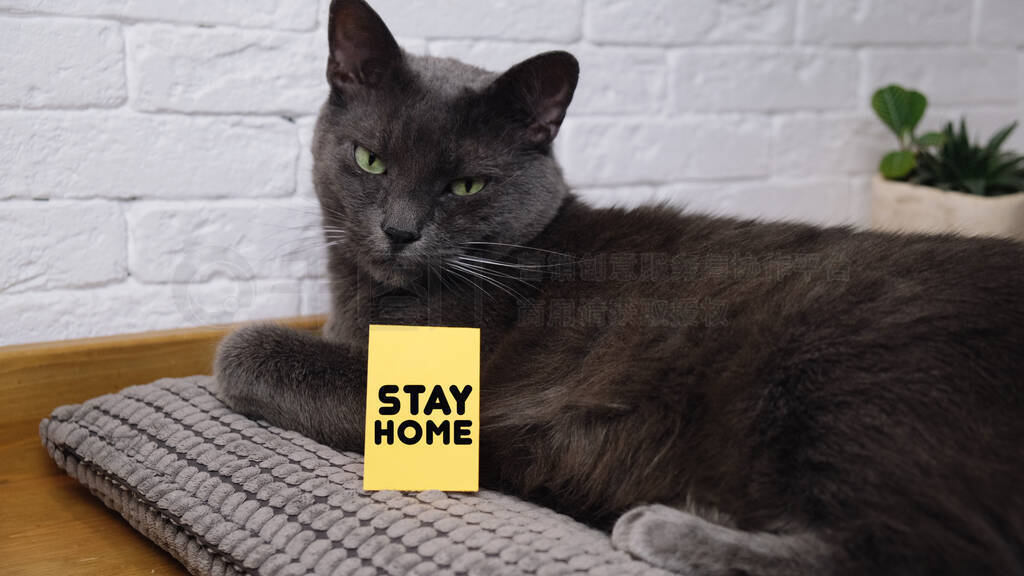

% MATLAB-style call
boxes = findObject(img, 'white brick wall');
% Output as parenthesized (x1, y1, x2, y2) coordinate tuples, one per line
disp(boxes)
(0, 0, 1022, 345)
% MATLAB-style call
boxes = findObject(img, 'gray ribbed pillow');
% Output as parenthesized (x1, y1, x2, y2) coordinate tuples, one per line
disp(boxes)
(40, 376, 671, 576)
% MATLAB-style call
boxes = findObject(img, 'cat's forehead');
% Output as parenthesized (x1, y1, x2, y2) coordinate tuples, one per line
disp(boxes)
(331, 53, 505, 159)
(405, 53, 497, 97)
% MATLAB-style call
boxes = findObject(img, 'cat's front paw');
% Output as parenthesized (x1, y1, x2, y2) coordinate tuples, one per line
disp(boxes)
(213, 324, 287, 416)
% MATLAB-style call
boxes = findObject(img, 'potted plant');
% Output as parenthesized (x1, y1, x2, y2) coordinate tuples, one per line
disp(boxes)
(870, 84, 1024, 241)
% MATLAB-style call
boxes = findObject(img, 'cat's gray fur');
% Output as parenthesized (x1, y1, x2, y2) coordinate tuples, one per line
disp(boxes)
(216, 1, 1024, 574)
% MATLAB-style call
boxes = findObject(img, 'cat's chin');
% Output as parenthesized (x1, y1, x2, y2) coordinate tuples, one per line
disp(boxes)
(360, 260, 424, 289)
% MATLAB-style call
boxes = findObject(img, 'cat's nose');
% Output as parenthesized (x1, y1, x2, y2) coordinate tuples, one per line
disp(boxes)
(382, 225, 420, 246)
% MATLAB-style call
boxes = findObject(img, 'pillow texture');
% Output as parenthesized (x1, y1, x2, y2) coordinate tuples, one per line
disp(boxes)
(40, 376, 671, 576)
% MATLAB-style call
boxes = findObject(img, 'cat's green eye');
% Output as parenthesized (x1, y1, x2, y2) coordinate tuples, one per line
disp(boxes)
(354, 145, 386, 175)
(451, 178, 487, 197)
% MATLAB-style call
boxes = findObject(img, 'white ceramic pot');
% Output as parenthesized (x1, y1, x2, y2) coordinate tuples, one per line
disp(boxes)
(870, 175, 1024, 242)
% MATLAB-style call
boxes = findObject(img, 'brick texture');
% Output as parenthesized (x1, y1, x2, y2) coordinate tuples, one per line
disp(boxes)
(976, 0, 1024, 47)
(368, 0, 583, 42)
(0, 0, 316, 30)
(0, 0, 1021, 344)
(0, 201, 126, 294)
(0, 17, 125, 108)
(126, 201, 323, 283)
(585, 0, 796, 45)
(671, 49, 858, 112)
(799, 0, 972, 45)
(558, 117, 773, 184)
(127, 25, 325, 115)
(0, 112, 297, 199)
(865, 49, 1019, 106)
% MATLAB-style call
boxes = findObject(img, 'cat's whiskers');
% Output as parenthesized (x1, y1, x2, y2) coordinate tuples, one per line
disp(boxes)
(461, 241, 576, 259)
(444, 259, 511, 301)
(457, 246, 563, 268)
(318, 205, 348, 220)
(456, 246, 515, 259)
(274, 204, 323, 219)
(255, 225, 349, 268)
(441, 263, 497, 301)
(435, 256, 477, 298)
(257, 227, 330, 265)
(446, 261, 529, 302)
(429, 261, 451, 293)
(457, 255, 573, 270)
(459, 243, 586, 276)
(451, 259, 538, 288)
(429, 260, 467, 298)
(280, 202, 347, 222)
(322, 228, 350, 247)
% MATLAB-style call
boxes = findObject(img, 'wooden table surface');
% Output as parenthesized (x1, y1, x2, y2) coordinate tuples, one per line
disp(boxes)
(0, 317, 324, 576)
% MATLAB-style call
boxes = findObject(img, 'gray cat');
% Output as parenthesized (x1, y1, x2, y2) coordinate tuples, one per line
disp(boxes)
(216, 1, 1024, 574)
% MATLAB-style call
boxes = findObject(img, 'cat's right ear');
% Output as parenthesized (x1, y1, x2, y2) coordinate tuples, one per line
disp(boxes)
(327, 0, 403, 91)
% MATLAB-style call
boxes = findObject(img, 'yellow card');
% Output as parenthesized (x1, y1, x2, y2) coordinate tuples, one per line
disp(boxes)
(363, 324, 480, 492)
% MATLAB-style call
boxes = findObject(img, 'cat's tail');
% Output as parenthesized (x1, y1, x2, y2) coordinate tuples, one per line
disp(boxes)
(612, 504, 835, 576)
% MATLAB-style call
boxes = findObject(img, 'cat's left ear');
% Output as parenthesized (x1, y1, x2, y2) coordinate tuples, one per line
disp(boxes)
(327, 0, 404, 90)
(487, 51, 579, 146)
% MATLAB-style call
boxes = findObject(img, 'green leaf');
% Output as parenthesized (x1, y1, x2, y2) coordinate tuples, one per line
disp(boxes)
(992, 154, 1024, 175)
(872, 85, 928, 144)
(904, 90, 927, 135)
(963, 178, 987, 197)
(872, 86, 907, 139)
(983, 121, 1017, 158)
(915, 131, 946, 148)
(909, 117, 1024, 196)
(880, 150, 917, 179)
